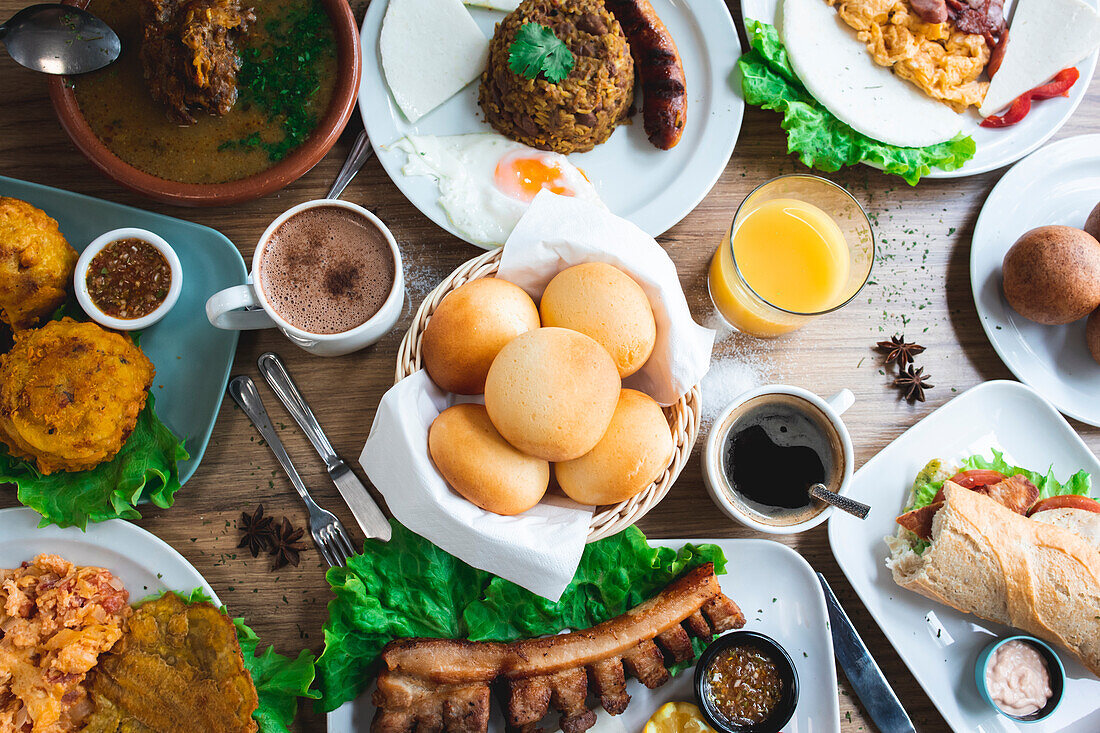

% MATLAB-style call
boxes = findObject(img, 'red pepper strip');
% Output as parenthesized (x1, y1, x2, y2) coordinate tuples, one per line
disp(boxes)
(980, 94, 1031, 127)
(1030, 67, 1080, 99)
(980, 68, 1080, 128)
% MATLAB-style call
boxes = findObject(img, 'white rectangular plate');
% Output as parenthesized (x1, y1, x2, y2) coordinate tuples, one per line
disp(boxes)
(828, 380, 1100, 732)
(328, 538, 840, 733)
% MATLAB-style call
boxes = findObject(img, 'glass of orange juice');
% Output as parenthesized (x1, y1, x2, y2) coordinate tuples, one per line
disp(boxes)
(708, 174, 874, 337)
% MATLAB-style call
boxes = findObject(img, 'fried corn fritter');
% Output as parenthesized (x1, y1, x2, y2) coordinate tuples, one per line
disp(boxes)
(0, 319, 154, 474)
(0, 198, 78, 331)
(0, 554, 130, 733)
(82, 593, 259, 733)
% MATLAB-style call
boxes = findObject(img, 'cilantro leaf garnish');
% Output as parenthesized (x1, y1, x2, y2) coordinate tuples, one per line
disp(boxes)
(508, 22, 575, 84)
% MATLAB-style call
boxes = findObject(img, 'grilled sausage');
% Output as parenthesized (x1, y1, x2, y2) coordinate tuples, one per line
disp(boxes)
(604, 0, 686, 150)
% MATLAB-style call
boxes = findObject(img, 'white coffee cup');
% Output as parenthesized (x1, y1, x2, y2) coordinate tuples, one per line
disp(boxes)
(206, 199, 404, 357)
(702, 384, 856, 534)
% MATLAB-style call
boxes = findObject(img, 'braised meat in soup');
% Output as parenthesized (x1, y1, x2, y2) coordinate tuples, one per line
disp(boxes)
(139, 0, 256, 124)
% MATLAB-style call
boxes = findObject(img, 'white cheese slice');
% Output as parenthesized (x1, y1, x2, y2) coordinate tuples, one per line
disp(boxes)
(980, 0, 1100, 116)
(780, 0, 963, 148)
(380, 0, 489, 123)
(463, 0, 520, 10)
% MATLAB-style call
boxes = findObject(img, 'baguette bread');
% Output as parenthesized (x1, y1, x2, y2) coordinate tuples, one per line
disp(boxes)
(887, 482, 1100, 676)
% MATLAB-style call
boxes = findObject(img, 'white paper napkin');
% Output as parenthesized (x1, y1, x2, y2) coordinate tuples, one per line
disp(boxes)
(359, 192, 715, 600)
(499, 191, 715, 405)
(359, 370, 593, 601)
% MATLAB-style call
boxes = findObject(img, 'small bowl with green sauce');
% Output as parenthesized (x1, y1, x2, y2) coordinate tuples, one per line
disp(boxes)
(75, 227, 183, 330)
(694, 631, 799, 733)
(47, 0, 360, 206)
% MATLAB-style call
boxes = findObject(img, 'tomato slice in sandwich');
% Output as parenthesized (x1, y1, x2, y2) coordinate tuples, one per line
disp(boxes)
(946, 469, 1006, 489)
(1027, 495, 1100, 517)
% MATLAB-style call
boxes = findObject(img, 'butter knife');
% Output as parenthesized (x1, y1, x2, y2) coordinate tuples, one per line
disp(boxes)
(816, 573, 915, 733)
(257, 352, 392, 542)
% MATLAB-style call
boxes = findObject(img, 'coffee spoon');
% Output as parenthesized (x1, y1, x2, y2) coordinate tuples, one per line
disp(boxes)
(809, 483, 871, 520)
(327, 127, 373, 199)
(1, 4, 120, 75)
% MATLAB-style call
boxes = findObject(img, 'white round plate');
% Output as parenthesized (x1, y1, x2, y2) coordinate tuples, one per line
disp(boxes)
(739, 0, 1098, 178)
(972, 134, 1100, 426)
(0, 507, 218, 604)
(358, 0, 743, 249)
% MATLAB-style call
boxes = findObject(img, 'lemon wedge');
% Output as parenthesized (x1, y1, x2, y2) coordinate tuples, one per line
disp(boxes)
(643, 702, 717, 733)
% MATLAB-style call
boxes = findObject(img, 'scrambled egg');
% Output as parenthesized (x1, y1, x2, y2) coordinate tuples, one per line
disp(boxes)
(826, 0, 990, 112)
(0, 554, 130, 733)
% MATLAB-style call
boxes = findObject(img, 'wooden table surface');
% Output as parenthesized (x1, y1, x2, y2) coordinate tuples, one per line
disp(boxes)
(2, 1, 1098, 730)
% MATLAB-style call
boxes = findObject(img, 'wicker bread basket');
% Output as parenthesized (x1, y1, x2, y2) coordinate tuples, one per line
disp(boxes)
(395, 248, 702, 543)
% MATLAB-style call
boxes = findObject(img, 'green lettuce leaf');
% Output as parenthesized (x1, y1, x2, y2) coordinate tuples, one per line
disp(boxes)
(908, 450, 1094, 513)
(162, 589, 319, 733)
(0, 393, 189, 529)
(739, 20, 975, 185)
(316, 522, 727, 712)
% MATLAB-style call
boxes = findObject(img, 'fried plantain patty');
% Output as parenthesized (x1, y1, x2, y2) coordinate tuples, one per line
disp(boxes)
(0, 197, 78, 331)
(0, 318, 154, 474)
(82, 593, 259, 733)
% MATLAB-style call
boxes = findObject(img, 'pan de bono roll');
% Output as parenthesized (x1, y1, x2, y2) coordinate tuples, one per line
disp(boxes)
(428, 403, 549, 515)
(421, 278, 540, 395)
(555, 389, 674, 505)
(484, 327, 620, 461)
(539, 263, 656, 378)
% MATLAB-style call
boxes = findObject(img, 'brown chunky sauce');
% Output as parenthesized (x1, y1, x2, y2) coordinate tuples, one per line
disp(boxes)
(86, 238, 171, 319)
(705, 644, 783, 725)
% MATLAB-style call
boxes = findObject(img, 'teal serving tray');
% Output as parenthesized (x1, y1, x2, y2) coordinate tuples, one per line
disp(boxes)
(0, 176, 246, 485)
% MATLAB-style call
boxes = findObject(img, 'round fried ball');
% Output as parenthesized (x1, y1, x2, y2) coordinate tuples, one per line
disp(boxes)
(554, 389, 674, 506)
(540, 263, 657, 378)
(422, 278, 540, 395)
(0, 198, 78, 331)
(0, 318, 154, 474)
(1086, 201, 1100, 242)
(1087, 308, 1100, 366)
(1002, 226, 1100, 325)
(484, 327, 620, 461)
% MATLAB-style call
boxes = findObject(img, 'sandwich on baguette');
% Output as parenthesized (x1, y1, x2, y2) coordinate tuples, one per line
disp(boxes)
(886, 454, 1100, 676)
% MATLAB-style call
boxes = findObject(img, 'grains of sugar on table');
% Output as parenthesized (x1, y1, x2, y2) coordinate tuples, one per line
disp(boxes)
(700, 310, 773, 428)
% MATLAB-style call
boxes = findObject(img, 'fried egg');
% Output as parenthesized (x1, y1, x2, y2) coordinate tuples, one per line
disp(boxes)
(392, 133, 603, 247)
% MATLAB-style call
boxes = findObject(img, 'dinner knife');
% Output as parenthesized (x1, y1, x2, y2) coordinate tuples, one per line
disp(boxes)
(816, 573, 916, 733)
(257, 352, 392, 542)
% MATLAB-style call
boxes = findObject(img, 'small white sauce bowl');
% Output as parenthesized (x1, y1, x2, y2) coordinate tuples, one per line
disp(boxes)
(75, 227, 183, 331)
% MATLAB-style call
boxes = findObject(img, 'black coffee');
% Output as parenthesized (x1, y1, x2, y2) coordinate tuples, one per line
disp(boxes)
(721, 399, 837, 525)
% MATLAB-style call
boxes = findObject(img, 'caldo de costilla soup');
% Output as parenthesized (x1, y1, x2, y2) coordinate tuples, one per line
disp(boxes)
(259, 206, 395, 335)
(985, 640, 1053, 717)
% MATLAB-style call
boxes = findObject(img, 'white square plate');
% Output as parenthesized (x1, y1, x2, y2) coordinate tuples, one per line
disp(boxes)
(328, 538, 840, 733)
(828, 380, 1100, 732)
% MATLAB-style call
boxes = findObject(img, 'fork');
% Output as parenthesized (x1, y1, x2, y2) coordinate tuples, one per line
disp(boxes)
(228, 375, 357, 568)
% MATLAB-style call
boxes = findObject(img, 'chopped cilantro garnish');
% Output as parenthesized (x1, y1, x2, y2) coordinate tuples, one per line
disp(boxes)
(508, 23, 575, 84)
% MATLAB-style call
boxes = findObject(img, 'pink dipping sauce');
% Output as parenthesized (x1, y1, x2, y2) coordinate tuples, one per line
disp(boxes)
(985, 640, 1053, 717)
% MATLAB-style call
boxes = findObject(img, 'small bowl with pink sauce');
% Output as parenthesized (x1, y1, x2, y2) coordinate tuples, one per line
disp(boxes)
(75, 227, 184, 331)
(975, 635, 1065, 723)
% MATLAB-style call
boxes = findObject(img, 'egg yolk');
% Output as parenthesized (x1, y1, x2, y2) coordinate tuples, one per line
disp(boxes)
(494, 152, 579, 202)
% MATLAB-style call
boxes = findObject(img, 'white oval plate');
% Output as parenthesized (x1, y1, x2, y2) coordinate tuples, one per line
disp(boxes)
(972, 133, 1100, 426)
(328, 538, 840, 733)
(358, 0, 743, 249)
(830, 381, 1100, 732)
(0, 507, 218, 604)
(739, 0, 1098, 179)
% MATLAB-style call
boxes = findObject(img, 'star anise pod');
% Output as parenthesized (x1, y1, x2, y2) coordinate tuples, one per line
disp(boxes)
(238, 504, 275, 558)
(894, 365, 934, 403)
(268, 517, 306, 570)
(876, 335, 926, 367)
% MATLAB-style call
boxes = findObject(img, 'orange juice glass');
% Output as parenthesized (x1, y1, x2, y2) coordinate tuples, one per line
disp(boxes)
(709, 175, 874, 337)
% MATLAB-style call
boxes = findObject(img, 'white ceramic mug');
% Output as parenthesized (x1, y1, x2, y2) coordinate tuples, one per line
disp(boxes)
(702, 384, 856, 534)
(205, 199, 404, 357)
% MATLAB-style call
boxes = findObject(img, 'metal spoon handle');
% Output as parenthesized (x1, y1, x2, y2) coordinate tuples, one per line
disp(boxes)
(228, 375, 316, 508)
(327, 129, 373, 199)
(810, 483, 871, 520)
